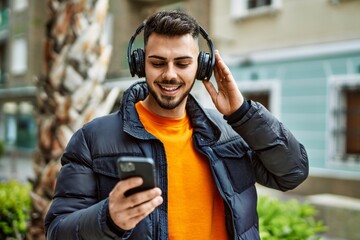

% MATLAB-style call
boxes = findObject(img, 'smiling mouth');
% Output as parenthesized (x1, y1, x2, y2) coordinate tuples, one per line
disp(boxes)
(157, 82, 182, 93)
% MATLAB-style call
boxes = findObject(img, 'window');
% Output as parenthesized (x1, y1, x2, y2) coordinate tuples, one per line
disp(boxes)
(231, 0, 282, 19)
(3, 101, 36, 148)
(11, 37, 27, 75)
(345, 88, 360, 155)
(0, 42, 6, 84)
(238, 80, 280, 118)
(13, 0, 28, 12)
(3, 102, 17, 145)
(248, 0, 272, 9)
(243, 91, 270, 110)
(329, 0, 354, 5)
(328, 75, 360, 167)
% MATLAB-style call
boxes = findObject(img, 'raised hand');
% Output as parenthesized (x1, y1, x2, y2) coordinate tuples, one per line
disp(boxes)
(202, 50, 244, 116)
(108, 177, 163, 230)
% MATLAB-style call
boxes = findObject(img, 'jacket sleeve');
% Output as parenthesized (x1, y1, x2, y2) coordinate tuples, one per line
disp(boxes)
(228, 101, 309, 191)
(44, 128, 130, 240)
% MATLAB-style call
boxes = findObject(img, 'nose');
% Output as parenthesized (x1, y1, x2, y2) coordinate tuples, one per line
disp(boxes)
(162, 64, 177, 80)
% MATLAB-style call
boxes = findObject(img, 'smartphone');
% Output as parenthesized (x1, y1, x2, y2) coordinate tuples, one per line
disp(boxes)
(117, 156, 156, 197)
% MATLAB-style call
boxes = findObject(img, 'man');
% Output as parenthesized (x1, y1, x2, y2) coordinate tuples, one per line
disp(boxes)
(45, 10, 308, 239)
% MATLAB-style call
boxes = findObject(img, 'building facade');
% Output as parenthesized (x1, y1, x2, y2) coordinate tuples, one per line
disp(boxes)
(208, 0, 360, 197)
(0, 0, 45, 152)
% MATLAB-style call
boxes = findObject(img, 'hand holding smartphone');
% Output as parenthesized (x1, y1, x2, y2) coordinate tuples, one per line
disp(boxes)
(117, 156, 156, 197)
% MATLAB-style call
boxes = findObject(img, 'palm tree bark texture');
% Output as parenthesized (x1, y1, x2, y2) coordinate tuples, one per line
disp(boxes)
(29, 0, 118, 239)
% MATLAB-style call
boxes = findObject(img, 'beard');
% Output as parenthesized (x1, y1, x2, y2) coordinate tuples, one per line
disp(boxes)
(147, 79, 196, 110)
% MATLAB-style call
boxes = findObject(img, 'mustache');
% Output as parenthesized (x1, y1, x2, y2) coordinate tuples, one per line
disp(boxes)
(156, 79, 182, 85)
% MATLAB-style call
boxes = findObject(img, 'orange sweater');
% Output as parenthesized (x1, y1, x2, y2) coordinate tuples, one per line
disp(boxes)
(136, 102, 227, 239)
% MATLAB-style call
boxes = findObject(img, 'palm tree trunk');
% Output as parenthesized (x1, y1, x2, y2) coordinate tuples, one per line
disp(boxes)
(28, 0, 118, 239)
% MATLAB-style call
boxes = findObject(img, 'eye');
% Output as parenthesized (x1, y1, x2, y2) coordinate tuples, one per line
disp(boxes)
(151, 62, 165, 68)
(176, 62, 191, 68)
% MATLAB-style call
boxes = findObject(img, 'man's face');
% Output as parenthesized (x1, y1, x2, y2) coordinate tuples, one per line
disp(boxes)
(144, 33, 199, 117)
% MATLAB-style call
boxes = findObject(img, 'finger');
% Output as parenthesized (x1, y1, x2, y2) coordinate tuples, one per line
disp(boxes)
(213, 60, 222, 82)
(126, 187, 162, 209)
(122, 177, 143, 196)
(213, 51, 222, 78)
(111, 177, 143, 200)
(126, 194, 163, 219)
(215, 50, 232, 82)
(213, 63, 227, 94)
(202, 79, 218, 102)
(120, 195, 163, 230)
(213, 52, 227, 90)
(111, 190, 163, 230)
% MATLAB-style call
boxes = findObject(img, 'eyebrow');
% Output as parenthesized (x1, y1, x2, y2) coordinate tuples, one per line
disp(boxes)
(148, 55, 193, 61)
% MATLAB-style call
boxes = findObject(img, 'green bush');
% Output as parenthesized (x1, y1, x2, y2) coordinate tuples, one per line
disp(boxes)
(0, 180, 32, 239)
(258, 195, 327, 240)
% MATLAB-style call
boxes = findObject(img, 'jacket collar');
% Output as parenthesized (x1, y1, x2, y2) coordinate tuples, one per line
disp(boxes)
(120, 81, 221, 145)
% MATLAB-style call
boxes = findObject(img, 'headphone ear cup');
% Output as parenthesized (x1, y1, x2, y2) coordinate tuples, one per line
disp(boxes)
(196, 51, 208, 80)
(132, 48, 145, 78)
(129, 52, 136, 77)
(204, 52, 213, 80)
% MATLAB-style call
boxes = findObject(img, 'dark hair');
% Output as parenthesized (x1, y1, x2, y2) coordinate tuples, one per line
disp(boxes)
(143, 10, 200, 46)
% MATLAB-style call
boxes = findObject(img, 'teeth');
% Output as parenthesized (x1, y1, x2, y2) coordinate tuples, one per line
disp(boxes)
(160, 85, 179, 91)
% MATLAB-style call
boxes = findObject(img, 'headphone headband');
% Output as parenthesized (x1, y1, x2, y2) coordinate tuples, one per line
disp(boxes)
(198, 26, 215, 80)
(127, 22, 215, 80)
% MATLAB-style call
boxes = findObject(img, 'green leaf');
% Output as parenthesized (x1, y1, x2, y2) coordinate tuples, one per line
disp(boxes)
(0, 180, 32, 239)
(258, 195, 327, 240)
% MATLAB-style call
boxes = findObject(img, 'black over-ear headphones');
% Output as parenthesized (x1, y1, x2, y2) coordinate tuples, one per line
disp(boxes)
(127, 22, 215, 80)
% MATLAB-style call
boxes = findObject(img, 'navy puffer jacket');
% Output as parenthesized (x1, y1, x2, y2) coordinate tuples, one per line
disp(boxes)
(45, 81, 308, 239)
